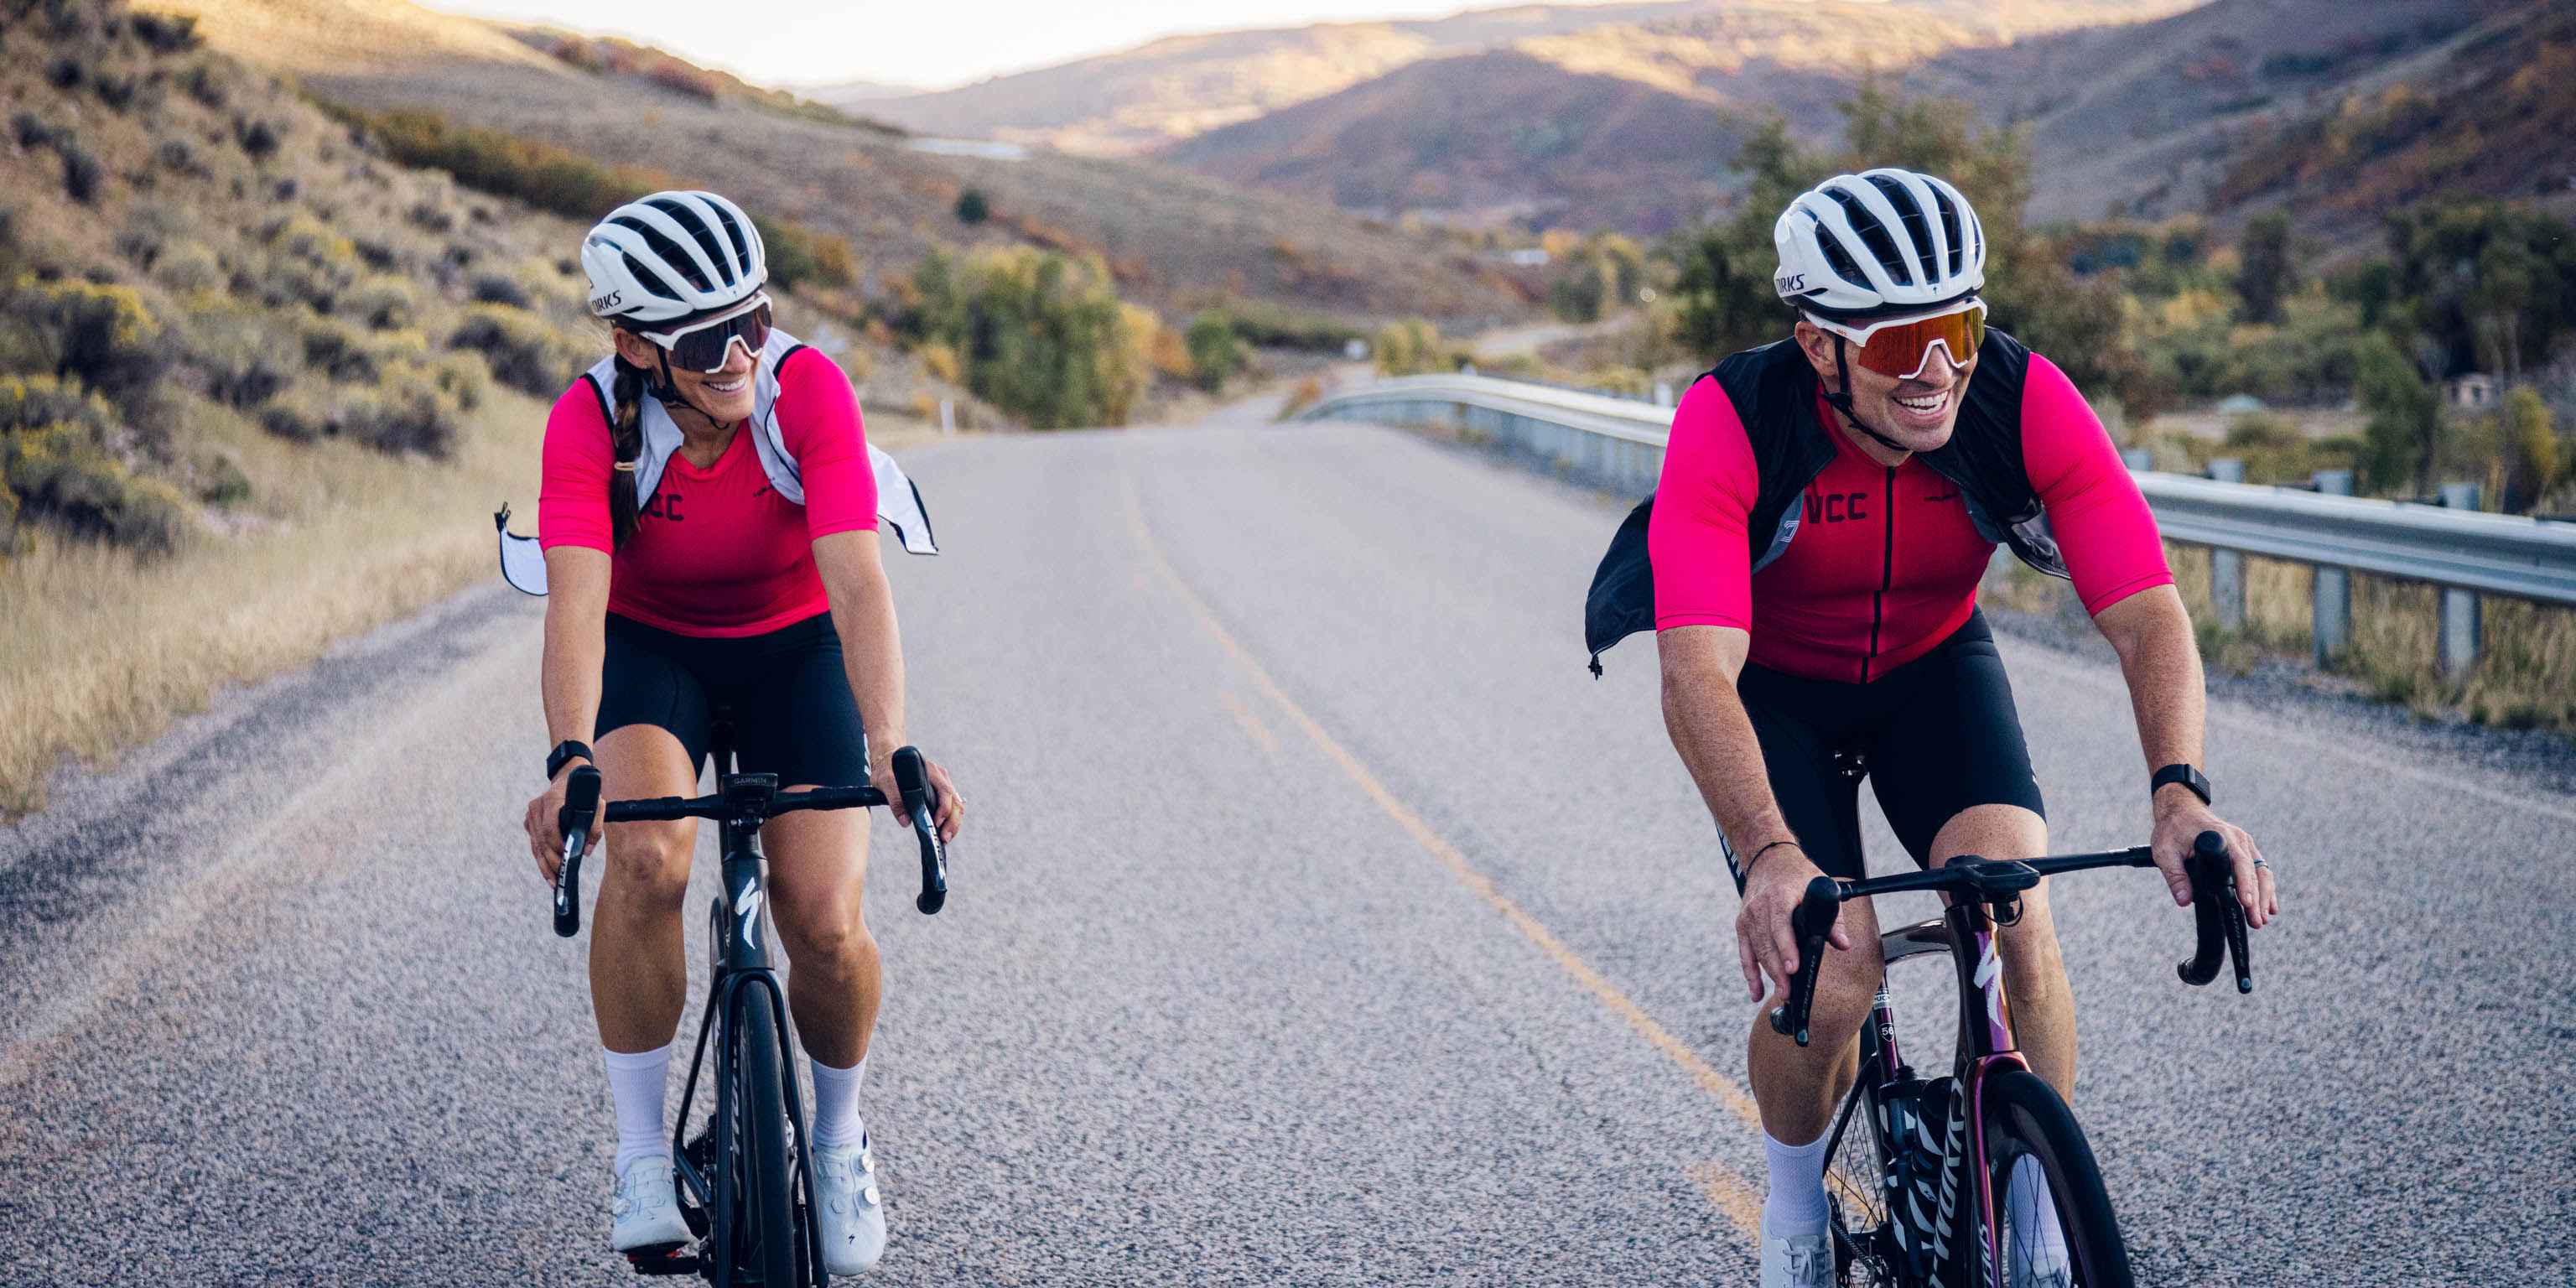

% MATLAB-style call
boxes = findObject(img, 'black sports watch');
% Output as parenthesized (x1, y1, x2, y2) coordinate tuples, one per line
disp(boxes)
(2150, 762, 2211, 806)
(546, 740, 594, 781)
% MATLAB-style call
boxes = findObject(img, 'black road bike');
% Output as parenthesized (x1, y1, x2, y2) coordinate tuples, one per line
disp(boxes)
(1768, 832, 2252, 1288)
(550, 723, 950, 1285)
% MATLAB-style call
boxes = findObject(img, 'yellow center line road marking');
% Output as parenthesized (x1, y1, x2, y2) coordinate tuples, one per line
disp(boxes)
(1220, 692, 1283, 756)
(1120, 463, 1764, 1240)
(1685, 1161, 1768, 1236)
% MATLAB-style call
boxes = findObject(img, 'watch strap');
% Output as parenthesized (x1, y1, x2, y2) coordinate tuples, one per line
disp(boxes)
(2151, 762, 2211, 805)
(547, 740, 594, 780)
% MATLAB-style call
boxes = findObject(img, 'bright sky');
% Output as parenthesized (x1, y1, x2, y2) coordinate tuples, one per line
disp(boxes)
(435, 0, 1633, 92)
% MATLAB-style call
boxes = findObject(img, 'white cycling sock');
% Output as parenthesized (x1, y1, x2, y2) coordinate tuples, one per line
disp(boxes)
(1762, 1130, 1831, 1235)
(2005, 1155, 2070, 1265)
(809, 1053, 868, 1150)
(603, 1044, 674, 1176)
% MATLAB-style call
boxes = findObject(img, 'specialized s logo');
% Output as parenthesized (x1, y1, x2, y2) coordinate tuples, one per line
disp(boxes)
(738, 882, 764, 940)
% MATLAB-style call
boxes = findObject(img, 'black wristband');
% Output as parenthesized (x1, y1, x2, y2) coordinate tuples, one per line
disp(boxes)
(2151, 762, 2211, 806)
(1742, 839, 1800, 878)
(546, 740, 593, 780)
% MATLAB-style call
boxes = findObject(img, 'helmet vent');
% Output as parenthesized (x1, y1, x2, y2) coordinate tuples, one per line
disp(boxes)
(1811, 217, 1868, 292)
(610, 216, 716, 293)
(644, 197, 736, 289)
(1930, 187, 1964, 278)
(1867, 174, 1938, 288)
(620, 251, 681, 303)
(1825, 188, 1914, 288)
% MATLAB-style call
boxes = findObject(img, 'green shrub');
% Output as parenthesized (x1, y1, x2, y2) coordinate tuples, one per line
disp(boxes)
(1184, 311, 1247, 392)
(1374, 318, 1456, 376)
(0, 374, 121, 439)
(955, 190, 989, 224)
(255, 379, 335, 442)
(151, 240, 221, 295)
(11, 113, 55, 150)
(449, 303, 582, 395)
(340, 369, 459, 457)
(189, 307, 299, 406)
(903, 247, 1146, 428)
(434, 349, 490, 412)
(193, 448, 252, 505)
(470, 273, 530, 308)
(129, 12, 200, 54)
(233, 117, 282, 160)
(58, 137, 105, 204)
(179, 60, 226, 108)
(153, 136, 205, 179)
(299, 314, 377, 382)
(4, 275, 167, 399)
(1, 422, 192, 554)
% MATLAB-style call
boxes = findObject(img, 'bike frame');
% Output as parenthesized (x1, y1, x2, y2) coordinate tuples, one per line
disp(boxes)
(664, 750, 826, 1287)
(1850, 899, 2030, 1288)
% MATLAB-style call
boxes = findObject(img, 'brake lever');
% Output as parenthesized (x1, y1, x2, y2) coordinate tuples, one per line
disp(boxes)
(553, 766, 602, 938)
(891, 746, 948, 915)
(1767, 877, 1844, 1046)
(2175, 830, 2252, 993)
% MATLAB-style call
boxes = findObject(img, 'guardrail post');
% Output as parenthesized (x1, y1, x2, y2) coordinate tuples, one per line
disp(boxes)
(2205, 459, 2246, 631)
(2310, 470, 2352, 666)
(2438, 482, 2483, 676)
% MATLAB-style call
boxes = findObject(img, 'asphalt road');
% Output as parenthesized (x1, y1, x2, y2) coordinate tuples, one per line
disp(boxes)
(3, 400, 2569, 1285)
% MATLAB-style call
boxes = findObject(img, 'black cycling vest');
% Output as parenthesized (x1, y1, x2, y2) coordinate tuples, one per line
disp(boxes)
(1582, 328, 2070, 676)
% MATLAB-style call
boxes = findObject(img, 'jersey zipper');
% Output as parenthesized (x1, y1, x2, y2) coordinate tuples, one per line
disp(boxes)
(1862, 465, 1895, 683)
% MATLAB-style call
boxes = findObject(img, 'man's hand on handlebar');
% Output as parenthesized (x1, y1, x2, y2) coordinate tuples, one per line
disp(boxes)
(1734, 841, 1851, 1003)
(524, 758, 599, 883)
(2150, 792, 2276, 928)
(870, 750, 963, 844)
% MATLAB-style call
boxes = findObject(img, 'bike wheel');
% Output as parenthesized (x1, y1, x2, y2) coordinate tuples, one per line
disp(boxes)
(1978, 1071, 2132, 1288)
(735, 991, 801, 1286)
(1824, 1084, 1904, 1286)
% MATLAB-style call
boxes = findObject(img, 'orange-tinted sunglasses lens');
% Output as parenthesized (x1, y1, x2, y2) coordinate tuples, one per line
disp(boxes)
(1850, 306, 1986, 379)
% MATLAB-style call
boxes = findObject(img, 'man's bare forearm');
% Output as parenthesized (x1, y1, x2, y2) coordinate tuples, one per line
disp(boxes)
(1659, 625, 1796, 857)
(2094, 586, 2205, 794)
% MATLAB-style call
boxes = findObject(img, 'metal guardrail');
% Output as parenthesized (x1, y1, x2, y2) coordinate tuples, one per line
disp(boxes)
(1300, 372, 2576, 675)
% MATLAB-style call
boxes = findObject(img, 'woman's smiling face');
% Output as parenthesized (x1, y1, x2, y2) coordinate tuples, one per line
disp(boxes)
(613, 326, 759, 424)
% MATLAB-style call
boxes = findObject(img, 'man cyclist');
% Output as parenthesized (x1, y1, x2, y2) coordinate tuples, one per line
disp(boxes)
(518, 190, 963, 1275)
(1613, 169, 2279, 1285)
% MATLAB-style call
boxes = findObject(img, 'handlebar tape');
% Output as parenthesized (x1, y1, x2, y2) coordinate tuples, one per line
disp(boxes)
(2176, 830, 2252, 992)
(891, 746, 948, 915)
(1767, 876, 1844, 1046)
(553, 766, 602, 938)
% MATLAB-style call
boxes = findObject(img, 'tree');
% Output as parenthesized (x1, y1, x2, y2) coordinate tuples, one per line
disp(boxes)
(2236, 213, 2292, 325)
(2352, 333, 2438, 495)
(2502, 386, 2559, 513)
(1183, 311, 1247, 391)
(954, 189, 989, 225)
(1670, 80, 2156, 415)
(901, 247, 1147, 428)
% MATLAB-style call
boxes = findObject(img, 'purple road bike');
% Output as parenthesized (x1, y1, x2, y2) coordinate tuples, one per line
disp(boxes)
(1768, 832, 2252, 1288)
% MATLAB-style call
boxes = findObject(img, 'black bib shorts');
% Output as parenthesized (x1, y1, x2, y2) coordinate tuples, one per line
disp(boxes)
(595, 611, 870, 787)
(1721, 610, 2045, 891)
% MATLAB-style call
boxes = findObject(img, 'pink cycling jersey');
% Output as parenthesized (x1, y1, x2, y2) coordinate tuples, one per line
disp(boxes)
(538, 347, 877, 637)
(1648, 352, 2171, 683)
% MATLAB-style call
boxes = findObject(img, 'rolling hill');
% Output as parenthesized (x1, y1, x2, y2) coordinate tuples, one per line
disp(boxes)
(143, 0, 1539, 325)
(1903, 0, 2536, 225)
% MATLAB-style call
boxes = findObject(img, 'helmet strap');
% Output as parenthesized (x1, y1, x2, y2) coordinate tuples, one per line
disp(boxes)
(1825, 335, 1911, 455)
(651, 347, 739, 434)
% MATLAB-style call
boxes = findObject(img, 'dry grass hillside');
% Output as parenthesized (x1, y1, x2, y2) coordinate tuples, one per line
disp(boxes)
(149, 0, 1536, 327)
(860, 0, 1708, 157)
(1155, 0, 2202, 233)
(1904, 0, 2531, 224)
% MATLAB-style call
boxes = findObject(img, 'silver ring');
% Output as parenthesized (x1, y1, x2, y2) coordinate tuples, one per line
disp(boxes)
(2252, 859, 2271, 870)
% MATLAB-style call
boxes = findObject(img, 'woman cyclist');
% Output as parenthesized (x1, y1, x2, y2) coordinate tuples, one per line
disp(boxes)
(520, 190, 963, 1275)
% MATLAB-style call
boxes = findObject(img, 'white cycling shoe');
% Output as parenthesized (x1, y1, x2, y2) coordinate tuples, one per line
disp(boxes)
(813, 1134, 886, 1275)
(1759, 1212, 1834, 1288)
(609, 1154, 693, 1255)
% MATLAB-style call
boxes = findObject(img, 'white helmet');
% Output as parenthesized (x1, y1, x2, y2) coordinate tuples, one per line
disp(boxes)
(1772, 169, 1984, 318)
(580, 190, 767, 323)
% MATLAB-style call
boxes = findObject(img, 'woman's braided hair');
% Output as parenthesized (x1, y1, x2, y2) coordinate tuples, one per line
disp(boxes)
(606, 330, 649, 552)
